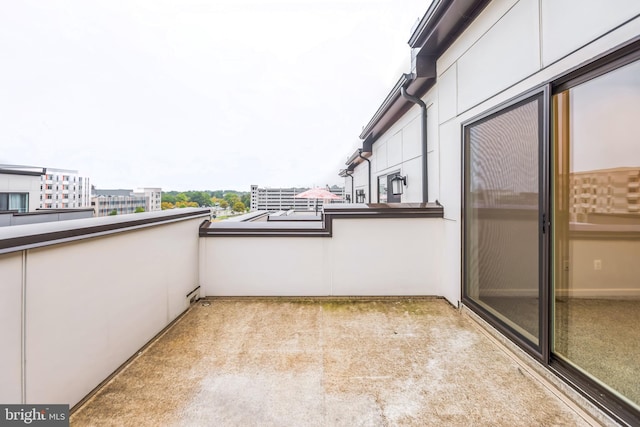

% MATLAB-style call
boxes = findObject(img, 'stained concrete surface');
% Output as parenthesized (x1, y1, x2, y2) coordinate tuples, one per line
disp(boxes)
(71, 298, 598, 426)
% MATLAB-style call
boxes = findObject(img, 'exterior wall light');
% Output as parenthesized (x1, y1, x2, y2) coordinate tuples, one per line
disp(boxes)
(391, 175, 407, 196)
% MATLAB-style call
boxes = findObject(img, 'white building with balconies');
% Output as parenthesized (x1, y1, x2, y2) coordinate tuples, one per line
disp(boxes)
(39, 167, 91, 210)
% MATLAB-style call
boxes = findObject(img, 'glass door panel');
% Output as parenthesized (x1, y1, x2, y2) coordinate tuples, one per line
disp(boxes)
(464, 93, 543, 348)
(553, 58, 640, 409)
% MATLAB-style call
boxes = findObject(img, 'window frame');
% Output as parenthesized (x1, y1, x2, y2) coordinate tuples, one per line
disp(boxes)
(0, 192, 30, 213)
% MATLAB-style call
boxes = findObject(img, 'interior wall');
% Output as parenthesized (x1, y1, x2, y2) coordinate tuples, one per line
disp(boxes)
(568, 238, 640, 298)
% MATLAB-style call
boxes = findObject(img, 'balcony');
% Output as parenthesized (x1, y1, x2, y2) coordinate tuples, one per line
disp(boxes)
(70, 298, 599, 426)
(0, 207, 619, 425)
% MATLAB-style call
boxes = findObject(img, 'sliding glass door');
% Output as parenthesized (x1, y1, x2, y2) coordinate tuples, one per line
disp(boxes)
(463, 45, 640, 423)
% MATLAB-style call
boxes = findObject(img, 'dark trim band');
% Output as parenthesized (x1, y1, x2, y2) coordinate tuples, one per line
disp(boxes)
(200, 203, 444, 237)
(0, 208, 211, 254)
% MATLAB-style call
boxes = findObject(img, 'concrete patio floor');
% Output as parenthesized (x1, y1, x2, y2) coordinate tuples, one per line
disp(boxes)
(71, 298, 601, 426)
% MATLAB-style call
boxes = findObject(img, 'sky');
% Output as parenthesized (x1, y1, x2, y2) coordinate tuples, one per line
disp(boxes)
(0, 0, 430, 191)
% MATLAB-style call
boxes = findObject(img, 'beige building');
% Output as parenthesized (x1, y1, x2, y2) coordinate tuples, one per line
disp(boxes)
(92, 187, 162, 216)
(250, 185, 345, 212)
(134, 187, 162, 213)
(570, 167, 640, 221)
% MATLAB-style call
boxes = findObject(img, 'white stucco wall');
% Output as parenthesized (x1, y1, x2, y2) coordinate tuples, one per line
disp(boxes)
(0, 252, 23, 403)
(331, 218, 443, 296)
(201, 217, 446, 300)
(24, 217, 201, 406)
(0, 213, 204, 407)
(202, 237, 331, 296)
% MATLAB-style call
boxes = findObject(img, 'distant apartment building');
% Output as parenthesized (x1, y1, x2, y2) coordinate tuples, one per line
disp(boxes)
(40, 167, 91, 209)
(570, 167, 640, 222)
(136, 187, 162, 213)
(92, 188, 162, 216)
(250, 185, 345, 212)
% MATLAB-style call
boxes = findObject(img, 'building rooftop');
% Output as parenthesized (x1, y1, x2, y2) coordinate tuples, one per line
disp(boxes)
(70, 298, 599, 426)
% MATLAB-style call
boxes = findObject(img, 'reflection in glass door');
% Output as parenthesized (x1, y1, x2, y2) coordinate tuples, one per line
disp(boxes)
(553, 58, 640, 411)
(463, 92, 544, 350)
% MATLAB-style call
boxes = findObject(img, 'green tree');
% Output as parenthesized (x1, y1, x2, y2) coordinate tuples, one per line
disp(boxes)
(219, 200, 229, 209)
(233, 201, 246, 212)
(135, 206, 145, 213)
(162, 194, 177, 204)
(224, 192, 239, 205)
(108, 209, 117, 216)
(190, 191, 212, 207)
(176, 193, 188, 203)
(241, 193, 250, 209)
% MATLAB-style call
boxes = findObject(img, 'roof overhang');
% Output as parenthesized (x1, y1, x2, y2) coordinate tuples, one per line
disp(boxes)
(0, 167, 45, 177)
(358, 0, 490, 144)
(345, 149, 361, 166)
(345, 147, 373, 169)
(408, 0, 489, 51)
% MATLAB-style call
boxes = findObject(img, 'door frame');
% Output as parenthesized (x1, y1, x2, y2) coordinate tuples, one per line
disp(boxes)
(461, 85, 551, 361)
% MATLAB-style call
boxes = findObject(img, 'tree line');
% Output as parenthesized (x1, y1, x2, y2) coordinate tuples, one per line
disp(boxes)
(161, 190, 250, 212)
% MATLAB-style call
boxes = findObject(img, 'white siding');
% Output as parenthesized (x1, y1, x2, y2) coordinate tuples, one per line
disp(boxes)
(426, 103, 439, 202)
(541, 0, 640, 66)
(457, 0, 540, 112)
(401, 116, 421, 160)
(438, 64, 457, 122)
(387, 131, 403, 168)
(375, 140, 388, 171)
(437, 120, 461, 221)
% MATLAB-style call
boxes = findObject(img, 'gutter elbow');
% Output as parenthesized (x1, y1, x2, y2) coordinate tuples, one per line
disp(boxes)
(401, 86, 426, 109)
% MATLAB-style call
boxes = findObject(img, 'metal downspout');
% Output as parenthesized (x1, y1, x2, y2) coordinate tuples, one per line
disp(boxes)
(401, 86, 428, 203)
(346, 171, 355, 203)
(357, 149, 372, 203)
